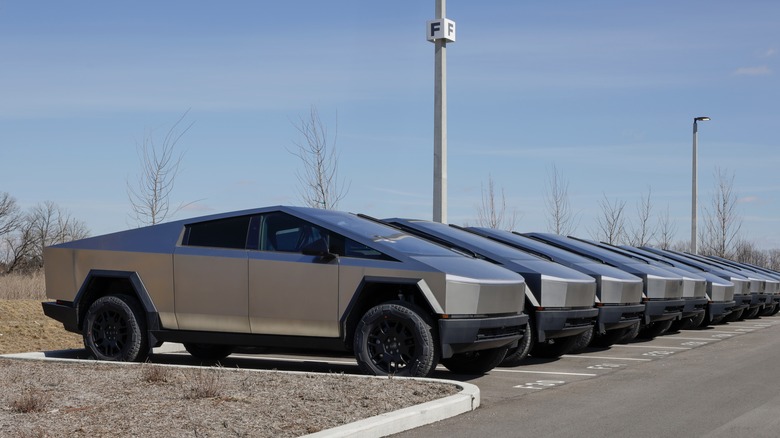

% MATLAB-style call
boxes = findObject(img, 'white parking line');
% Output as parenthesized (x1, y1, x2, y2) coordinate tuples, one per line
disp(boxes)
(666, 337, 719, 341)
(494, 369, 597, 377)
(703, 330, 742, 334)
(610, 345, 691, 350)
(561, 355, 651, 361)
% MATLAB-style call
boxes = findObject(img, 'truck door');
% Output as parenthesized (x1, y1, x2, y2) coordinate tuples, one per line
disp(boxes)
(173, 215, 251, 333)
(247, 212, 340, 337)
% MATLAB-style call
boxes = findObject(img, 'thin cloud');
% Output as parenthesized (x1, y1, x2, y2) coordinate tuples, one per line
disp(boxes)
(738, 196, 760, 204)
(734, 66, 771, 76)
(762, 48, 777, 58)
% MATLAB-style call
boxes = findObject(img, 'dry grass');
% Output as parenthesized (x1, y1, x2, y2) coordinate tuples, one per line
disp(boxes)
(139, 362, 173, 384)
(0, 270, 46, 300)
(9, 389, 50, 414)
(0, 359, 459, 437)
(183, 366, 223, 399)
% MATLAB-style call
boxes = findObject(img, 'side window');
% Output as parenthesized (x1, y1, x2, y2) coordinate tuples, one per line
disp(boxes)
(259, 212, 326, 253)
(342, 237, 396, 261)
(183, 215, 251, 249)
(256, 212, 396, 261)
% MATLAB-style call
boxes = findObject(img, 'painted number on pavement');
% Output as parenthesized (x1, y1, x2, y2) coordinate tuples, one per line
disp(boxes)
(587, 363, 625, 370)
(643, 350, 676, 357)
(514, 380, 566, 390)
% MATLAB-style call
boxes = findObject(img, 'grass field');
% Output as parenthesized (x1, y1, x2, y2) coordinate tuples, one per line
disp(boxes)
(0, 271, 82, 354)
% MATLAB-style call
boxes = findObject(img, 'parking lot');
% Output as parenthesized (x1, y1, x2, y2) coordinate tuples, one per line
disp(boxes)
(13, 314, 780, 437)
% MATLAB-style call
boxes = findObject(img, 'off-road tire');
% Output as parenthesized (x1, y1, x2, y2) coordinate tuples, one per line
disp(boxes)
(671, 311, 706, 331)
(500, 321, 533, 367)
(591, 324, 632, 348)
(688, 311, 707, 328)
(530, 334, 579, 358)
(638, 319, 673, 339)
(722, 308, 744, 322)
(353, 301, 438, 377)
(440, 346, 509, 375)
(618, 322, 641, 343)
(83, 295, 148, 362)
(568, 326, 594, 353)
(742, 306, 761, 319)
(184, 344, 235, 361)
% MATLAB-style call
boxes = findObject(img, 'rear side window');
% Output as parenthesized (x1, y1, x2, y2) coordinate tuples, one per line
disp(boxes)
(183, 216, 252, 249)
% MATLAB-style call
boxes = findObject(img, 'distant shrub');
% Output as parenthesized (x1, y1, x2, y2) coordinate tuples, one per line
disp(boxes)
(0, 270, 45, 300)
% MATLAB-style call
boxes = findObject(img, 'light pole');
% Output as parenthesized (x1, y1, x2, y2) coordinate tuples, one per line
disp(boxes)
(427, 1, 455, 223)
(691, 116, 710, 254)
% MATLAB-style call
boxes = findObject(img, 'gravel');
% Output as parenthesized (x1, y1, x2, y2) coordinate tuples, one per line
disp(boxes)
(0, 358, 459, 437)
(0, 298, 460, 437)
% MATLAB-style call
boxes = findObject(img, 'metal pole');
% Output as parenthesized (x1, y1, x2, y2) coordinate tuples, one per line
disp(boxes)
(691, 120, 698, 254)
(691, 116, 710, 254)
(433, 0, 447, 223)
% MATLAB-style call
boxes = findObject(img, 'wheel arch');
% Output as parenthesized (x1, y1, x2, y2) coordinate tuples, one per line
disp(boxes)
(73, 270, 161, 334)
(340, 277, 440, 351)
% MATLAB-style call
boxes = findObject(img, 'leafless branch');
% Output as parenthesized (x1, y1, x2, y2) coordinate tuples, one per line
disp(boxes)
(289, 105, 348, 209)
(127, 111, 194, 226)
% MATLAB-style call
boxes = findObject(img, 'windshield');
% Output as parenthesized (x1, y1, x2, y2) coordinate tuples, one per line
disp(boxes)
(306, 210, 459, 257)
(407, 221, 543, 261)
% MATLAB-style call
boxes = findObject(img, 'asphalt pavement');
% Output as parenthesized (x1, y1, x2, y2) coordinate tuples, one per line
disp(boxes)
(394, 315, 780, 437)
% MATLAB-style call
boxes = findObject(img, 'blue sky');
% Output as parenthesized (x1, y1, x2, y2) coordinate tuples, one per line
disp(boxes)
(1, 1, 778, 248)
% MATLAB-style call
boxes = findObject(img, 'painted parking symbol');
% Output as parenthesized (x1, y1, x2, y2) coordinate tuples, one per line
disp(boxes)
(514, 380, 566, 390)
(643, 350, 676, 357)
(587, 363, 625, 370)
(681, 341, 708, 347)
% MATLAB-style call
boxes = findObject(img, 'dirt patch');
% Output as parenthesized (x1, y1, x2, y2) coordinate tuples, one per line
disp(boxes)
(0, 300, 82, 355)
(0, 299, 460, 437)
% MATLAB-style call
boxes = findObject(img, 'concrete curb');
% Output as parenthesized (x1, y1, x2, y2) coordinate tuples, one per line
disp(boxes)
(303, 378, 479, 438)
(1, 347, 480, 438)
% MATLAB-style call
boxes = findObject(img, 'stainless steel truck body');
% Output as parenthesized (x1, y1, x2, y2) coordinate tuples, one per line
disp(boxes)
(382, 219, 598, 361)
(524, 233, 685, 338)
(42, 206, 528, 377)
(618, 245, 735, 325)
(463, 227, 645, 346)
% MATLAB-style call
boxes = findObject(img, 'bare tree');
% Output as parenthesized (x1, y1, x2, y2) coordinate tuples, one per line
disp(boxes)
(734, 240, 767, 266)
(127, 111, 193, 226)
(290, 106, 348, 209)
(3, 201, 88, 273)
(767, 249, 780, 271)
(0, 192, 20, 237)
(700, 168, 742, 258)
(627, 188, 656, 247)
(544, 164, 577, 235)
(475, 174, 519, 230)
(654, 205, 677, 250)
(670, 240, 692, 252)
(590, 194, 627, 245)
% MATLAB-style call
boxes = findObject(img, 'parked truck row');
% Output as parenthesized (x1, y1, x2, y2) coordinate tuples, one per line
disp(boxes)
(41, 206, 778, 377)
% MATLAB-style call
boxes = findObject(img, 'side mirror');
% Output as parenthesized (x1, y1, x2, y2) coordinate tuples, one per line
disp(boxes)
(301, 238, 337, 261)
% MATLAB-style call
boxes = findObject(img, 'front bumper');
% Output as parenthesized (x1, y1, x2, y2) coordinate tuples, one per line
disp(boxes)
(707, 300, 736, 322)
(753, 293, 769, 306)
(596, 303, 645, 333)
(41, 300, 79, 333)
(681, 297, 708, 318)
(438, 313, 529, 358)
(644, 299, 685, 324)
(534, 308, 599, 342)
